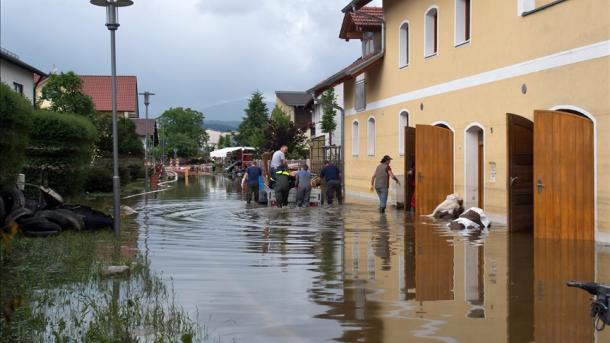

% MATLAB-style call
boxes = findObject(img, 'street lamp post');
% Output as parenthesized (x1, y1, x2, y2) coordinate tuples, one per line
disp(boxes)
(139, 91, 155, 194)
(90, 0, 133, 239)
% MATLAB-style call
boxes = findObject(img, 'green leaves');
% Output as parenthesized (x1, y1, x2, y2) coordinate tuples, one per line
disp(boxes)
(40, 71, 95, 118)
(236, 91, 269, 148)
(158, 107, 208, 158)
(320, 89, 338, 145)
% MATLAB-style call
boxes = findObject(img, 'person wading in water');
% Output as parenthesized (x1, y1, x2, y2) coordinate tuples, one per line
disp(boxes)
(371, 155, 400, 213)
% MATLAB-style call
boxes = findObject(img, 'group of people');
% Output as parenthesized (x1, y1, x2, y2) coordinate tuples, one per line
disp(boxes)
(242, 146, 401, 213)
(241, 145, 343, 208)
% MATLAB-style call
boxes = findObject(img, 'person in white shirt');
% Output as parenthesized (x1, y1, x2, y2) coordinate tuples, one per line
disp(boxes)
(270, 145, 288, 170)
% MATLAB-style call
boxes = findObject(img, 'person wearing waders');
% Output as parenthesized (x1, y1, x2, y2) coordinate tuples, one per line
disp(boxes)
(274, 165, 290, 208)
(241, 162, 262, 204)
(269, 145, 288, 188)
(371, 155, 400, 213)
(295, 164, 312, 207)
(320, 160, 342, 205)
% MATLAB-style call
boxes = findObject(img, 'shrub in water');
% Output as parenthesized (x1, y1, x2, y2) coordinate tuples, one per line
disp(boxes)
(0, 83, 33, 188)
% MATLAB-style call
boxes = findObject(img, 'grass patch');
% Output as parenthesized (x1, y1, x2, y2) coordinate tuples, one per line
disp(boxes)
(1, 227, 202, 342)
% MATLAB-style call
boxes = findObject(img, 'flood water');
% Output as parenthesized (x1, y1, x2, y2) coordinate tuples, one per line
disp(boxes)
(135, 175, 610, 343)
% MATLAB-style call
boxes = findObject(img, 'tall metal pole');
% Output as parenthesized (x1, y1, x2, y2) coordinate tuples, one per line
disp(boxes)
(110, 29, 121, 239)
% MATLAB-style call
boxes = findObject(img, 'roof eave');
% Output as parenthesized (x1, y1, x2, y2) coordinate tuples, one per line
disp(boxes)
(341, 0, 373, 13)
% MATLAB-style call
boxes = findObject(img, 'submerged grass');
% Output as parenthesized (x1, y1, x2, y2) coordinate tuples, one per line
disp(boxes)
(0, 227, 202, 342)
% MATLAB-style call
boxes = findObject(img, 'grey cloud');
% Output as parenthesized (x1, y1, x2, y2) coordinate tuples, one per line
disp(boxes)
(197, 0, 260, 15)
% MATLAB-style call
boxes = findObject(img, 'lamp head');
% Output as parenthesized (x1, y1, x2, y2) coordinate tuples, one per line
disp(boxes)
(90, 0, 133, 30)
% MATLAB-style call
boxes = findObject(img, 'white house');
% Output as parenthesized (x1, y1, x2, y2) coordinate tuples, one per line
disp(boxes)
(0, 48, 47, 105)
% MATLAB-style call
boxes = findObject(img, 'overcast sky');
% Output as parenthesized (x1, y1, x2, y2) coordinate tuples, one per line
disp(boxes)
(1, 0, 380, 120)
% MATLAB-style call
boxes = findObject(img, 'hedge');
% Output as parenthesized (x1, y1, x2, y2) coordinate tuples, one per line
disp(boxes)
(24, 110, 97, 196)
(0, 83, 33, 188)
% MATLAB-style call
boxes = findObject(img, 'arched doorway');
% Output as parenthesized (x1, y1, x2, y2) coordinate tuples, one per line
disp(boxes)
(464, 124, 484, 209)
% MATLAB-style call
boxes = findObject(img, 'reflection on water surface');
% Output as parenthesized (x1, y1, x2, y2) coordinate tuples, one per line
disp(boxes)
(137, 175, 610, 342)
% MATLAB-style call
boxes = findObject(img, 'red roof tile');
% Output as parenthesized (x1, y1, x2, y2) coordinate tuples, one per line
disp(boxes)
(130, 118, 156, 136)
(339, 6, 384, 40)
(80, 75, 138, 114)
(350, 7, 383, 26)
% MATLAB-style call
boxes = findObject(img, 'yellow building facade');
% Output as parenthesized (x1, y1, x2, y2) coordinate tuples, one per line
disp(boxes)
(335, 0, 609, 242)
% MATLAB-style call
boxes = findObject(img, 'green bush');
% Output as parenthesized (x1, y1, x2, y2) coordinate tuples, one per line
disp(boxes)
(0, 83, 33, 188)
(84, 166, 113, 193)
(24, 110, 97, 196)
(127, 163, 144, 180)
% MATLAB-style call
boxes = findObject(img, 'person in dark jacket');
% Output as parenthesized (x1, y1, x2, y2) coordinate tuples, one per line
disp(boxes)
(371, 155, 400, 213)
(320, 160, 342, 205)
(242, 162, 262, 204)
(273, 165, 291, 208)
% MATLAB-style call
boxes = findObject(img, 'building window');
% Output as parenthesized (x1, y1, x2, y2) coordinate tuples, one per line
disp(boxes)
(13, 82, 24, 95)
(398, 111, 409, 155)
(455, 0, 470, 45)
(355, 74, 366, 112)
(425, 7, 438, 57)
(352, 120, 360, 156)
(362, 32, 375, 56)
(367, 117, 376, 156)
(399, 22, 410, 68)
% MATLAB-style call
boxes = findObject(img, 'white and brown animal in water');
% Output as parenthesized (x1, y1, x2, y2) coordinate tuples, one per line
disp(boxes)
(448, 207, 491, 231)
(426, 193, 464, 219)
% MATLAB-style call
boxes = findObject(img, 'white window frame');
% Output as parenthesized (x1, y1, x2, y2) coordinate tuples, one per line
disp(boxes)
(424, 6, 439, 58)
(398, 110, 409, 156)
(367, 116, 376, 156)
(454, 0, 471, 46)
(398, 21, 410, 68)
(352, 120, 360, 156)
(355, 73, 366, 112)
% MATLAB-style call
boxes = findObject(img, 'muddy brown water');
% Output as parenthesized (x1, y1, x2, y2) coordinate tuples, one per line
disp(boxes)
(135, 175, 610, 343)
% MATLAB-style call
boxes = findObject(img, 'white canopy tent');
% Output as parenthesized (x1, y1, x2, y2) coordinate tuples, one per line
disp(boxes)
(210, 147, 255, 159)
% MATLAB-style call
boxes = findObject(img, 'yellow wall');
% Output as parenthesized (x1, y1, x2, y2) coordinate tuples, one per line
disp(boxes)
(275, 97, 296, 122)
(341, 0, 610, 240)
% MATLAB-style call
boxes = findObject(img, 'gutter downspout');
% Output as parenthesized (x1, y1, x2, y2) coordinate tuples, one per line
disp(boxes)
(351, 4, 385, 56)
(33, 75, 45, 110)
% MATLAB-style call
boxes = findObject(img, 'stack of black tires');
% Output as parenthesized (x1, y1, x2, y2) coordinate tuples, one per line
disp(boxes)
(0, 187, 113, 237)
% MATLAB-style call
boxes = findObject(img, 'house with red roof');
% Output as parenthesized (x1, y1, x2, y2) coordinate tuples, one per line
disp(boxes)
(79, 75, 139, 118)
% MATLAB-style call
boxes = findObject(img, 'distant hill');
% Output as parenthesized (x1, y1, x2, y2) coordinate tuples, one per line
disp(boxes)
(205, 120, 241, 132)
(201, 98, 274, 122)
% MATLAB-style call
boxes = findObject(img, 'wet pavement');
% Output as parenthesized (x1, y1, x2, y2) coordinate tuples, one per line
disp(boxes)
(136, 175, 610, 343)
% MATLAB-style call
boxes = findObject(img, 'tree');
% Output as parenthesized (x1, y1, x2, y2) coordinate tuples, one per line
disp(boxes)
(262, 106, 308, 159)
(95, 115, 144, 157)
(217, 135, 226, 149)
(158, 107, 208, 158)
(320, 88, 338, 145)
(236, 91, 268, 149)
(40, 71, 95, 117)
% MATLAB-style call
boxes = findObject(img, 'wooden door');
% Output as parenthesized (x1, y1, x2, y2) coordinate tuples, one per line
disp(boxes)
(534, 239, 594, 342)
(404, 127, 416, 211)
(415, 125, 454, 216)
(507, 114, 534, 232)
(533, 110, 594, 240)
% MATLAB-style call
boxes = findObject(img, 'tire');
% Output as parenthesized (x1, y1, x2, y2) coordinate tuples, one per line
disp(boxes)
(1, 187, 25, 213)
(18, 217, 62, 233)
(0, 197, 5, 224)
(4, 207, 34, 226)
(65, 205, 112, 230)
(35, 210, 73, 230)
(54, 209, 85, 231)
